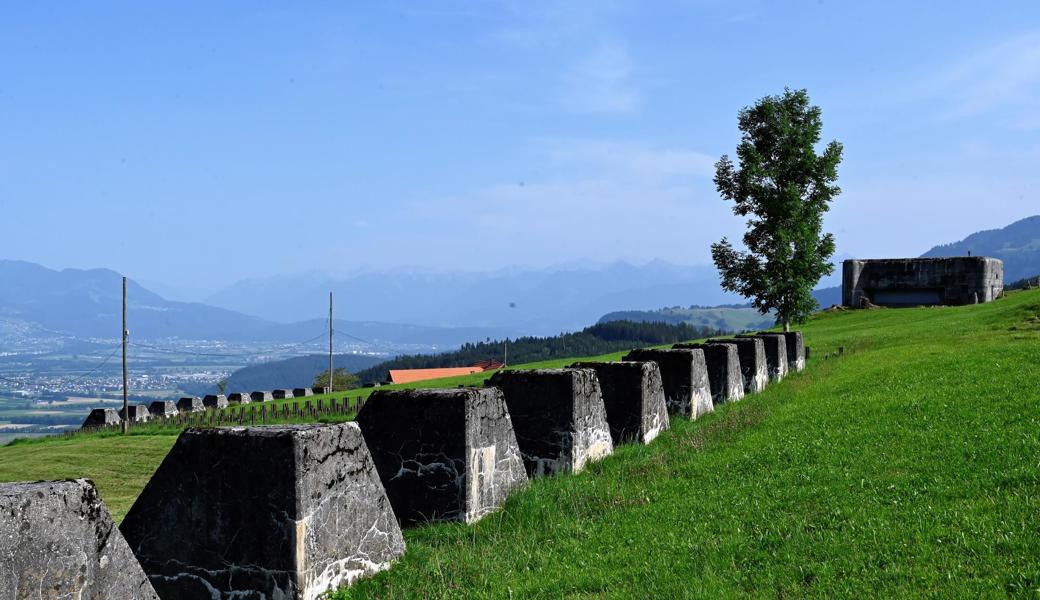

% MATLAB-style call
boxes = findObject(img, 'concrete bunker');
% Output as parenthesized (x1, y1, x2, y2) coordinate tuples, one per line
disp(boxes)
(0, 479, 159, 599)
(568, 361, 669, 445)
(176, 396, 205, 413)
(82, 407, 121, 428)
(673, 343, 744, 404)
(356, 387, 528, 527)
(621, 348, 713, 418)
(708, 337, 769, 394)
(740, 333, 788, 381)
(782, 331, 806, 372)
(120, 423, 405, 599)
(148, 401, 179, 419)
(202, 394, 228, 409)
(842, 257, 1003, 307)
(486, 369, 613, 477)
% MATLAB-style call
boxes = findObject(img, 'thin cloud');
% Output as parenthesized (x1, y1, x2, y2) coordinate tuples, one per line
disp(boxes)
(546, 138, 716, 180)
(561, 41, 640, 114)
(919, 31, 1040, 123)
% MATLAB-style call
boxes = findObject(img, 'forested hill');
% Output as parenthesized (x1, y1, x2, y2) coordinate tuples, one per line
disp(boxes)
(598, 305, 774, 332)
(353, 320, 720, 384)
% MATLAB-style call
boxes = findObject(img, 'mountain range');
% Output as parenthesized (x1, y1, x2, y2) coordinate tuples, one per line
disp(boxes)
(0, 261, 509, 348)
(201, 261, 746, 335)
(3, 214, 1037, 349)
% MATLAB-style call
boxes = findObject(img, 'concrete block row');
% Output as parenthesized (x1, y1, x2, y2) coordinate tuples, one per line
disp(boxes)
(81, 387, 333, 429)
(32, 331, 805, 599)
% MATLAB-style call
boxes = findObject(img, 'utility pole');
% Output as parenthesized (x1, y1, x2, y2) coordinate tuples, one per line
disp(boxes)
(503, 338, 508, 368)
(121, 276, 128, 434)
(328, 291, 333, 393)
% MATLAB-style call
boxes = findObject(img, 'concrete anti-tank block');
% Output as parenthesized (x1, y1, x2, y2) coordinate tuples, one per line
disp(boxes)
(250, 391, 274, 402)
(740, 333, 788, 381)
(707, 338, 769, 393)
(356, 387, 528, 527)
(0, 479, 159, 599)
(82, 407, 121, 428)
(486, 369, 613, 477)
(782, 331, 805, 372)
(569, 361, 669, 445)
(119, 404, 151, 422)
(227, 392, 251, 404)
(272, 389, 292, 399)
(120, 423, 405, 599)
(621, 348, 713, 418)
(176, 396, 205, 413)
(673, 343, 744, 404)
(202, 394, 228, 409)
(148, 400, 179, 418)
(312, 386, 330, 395)
(293, 388, 314, 398)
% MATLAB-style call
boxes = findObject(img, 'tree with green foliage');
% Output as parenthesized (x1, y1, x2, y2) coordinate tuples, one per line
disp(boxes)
(712, 88, 843, 331)
(312, 368, 360, 392)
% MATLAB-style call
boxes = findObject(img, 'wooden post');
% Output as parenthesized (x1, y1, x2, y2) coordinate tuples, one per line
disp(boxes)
(121, 276, 128, 435)
(329, 291, 334, 393)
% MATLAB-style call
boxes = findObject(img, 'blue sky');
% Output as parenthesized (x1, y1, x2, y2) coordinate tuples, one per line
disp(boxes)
(2, 1, 1038, 295)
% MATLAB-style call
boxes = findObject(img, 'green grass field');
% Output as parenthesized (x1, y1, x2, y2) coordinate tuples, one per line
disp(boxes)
(1, 290, 1038, 596)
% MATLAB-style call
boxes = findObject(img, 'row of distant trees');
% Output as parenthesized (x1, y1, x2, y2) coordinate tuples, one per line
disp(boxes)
(346, 320, 721, 385)
(312, 368, 361, 392)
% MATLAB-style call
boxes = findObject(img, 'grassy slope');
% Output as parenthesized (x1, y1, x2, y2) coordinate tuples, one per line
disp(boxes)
(334, 291, 1040, 598)
(1, 291, 1037, 595)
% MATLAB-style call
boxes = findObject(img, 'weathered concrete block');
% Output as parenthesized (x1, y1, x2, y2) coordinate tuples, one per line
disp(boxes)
(782, 331, 806, 372)
(740, 333, 789, 381)
(148, 400, 179, 418)
(250, 390, 274, 402)
(0, 479, 159, 600)
(176, 396, 205, 413)
(293, 388, 314, 398)
(202, 394, 228, 409)
(673, 343, 745, 404)
(569, 361, 669, 444)
(312, 386, 330, 395)
(843, 256, 1003, 307)
(356, 387, 527, 527)
(621, 348, 713, 418)
(707, 338, 768, 394)
(82, 407, 121, 428)
(272, 389, 291, 399)
(120, 423, 405, 599)
(485, 369, 613, 477)
(227, 392, 251, 404)
(119, 404, 151, 422)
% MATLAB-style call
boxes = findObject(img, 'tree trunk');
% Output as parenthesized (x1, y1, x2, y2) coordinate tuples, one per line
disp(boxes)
(782, 318, 790, 332)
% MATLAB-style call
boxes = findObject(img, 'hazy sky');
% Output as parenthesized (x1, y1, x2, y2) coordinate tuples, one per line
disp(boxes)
(3, 1, 1038, 294)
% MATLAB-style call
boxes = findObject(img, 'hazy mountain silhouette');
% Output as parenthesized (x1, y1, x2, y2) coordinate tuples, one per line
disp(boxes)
(204, 260, 744, 335)
(0, 260, 510, 346)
